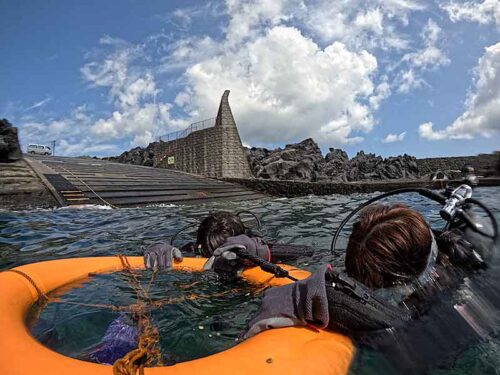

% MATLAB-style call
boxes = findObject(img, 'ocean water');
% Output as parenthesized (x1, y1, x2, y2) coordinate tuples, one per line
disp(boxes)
(1, 187, 499, 373)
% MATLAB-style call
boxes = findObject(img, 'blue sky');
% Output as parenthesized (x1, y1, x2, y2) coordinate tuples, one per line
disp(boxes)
(1, 0, 499, 158)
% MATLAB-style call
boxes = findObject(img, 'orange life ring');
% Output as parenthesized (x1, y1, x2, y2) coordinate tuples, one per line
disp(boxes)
(0, 256, 354, 374)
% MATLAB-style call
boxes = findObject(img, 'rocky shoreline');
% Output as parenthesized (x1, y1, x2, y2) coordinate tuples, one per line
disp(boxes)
(1, 116, 499, 209)
(224, 176, 500, 198)
(246, 138, 420, 182)
(110, 137, 499, 182)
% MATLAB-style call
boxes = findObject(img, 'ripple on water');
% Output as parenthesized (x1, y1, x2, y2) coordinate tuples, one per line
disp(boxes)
(1, 187, 499, 373)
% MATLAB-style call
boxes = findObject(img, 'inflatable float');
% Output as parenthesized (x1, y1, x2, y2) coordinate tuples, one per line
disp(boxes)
(0, 256, 354, 375)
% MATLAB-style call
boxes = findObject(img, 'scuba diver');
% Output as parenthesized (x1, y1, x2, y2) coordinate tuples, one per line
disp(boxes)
(143, 210, 315, 270)
(89, 183, 498, 372)
(203, 184, 498, 373)
(245, 184, 498, 373)
(89, 210, 314, 364)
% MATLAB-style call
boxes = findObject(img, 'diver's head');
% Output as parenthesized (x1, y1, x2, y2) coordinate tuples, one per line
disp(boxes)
(196, 211, 246, 257)
(345, 203, 433, 289)
(461, 165, 475, 175)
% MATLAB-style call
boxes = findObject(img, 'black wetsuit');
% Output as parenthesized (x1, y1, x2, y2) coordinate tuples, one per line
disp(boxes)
(247, 220, 499, 374)
(180, 241, 314, 263)
(342, 228, 499, 374)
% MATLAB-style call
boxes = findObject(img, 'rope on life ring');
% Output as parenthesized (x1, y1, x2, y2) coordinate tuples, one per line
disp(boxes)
(4, 269, 48, 303)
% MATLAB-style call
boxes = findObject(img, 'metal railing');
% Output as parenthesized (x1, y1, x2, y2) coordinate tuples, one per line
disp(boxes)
(158, 117, 216, 143)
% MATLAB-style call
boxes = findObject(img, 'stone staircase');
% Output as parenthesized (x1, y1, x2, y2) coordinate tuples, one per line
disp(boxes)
(0, 160, 57, 209)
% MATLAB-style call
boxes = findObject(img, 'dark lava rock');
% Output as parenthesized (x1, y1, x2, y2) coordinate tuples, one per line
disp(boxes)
(325, 148, 348, 163)
(246, 138, 420, 182)
(0, 119, 22, 162)
(326, 151, 419, 181)
(107, 142, 158, 166)
(247, 138, 325, 181)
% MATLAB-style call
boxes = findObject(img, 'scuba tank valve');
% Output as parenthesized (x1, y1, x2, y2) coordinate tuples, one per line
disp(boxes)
(440, 184, 473, 222)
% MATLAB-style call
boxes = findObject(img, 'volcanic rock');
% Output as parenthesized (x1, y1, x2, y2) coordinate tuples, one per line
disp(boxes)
(246, 138, 420, 182)
(247, 138, 325, 181)
(107, 142, 158, 167)
(0, 119, 22, 162)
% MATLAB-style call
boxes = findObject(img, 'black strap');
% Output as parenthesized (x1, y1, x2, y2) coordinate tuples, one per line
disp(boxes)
(326, 270, 410, 333)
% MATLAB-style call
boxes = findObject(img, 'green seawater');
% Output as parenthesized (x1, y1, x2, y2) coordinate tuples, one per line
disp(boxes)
(1, 187, 499, 374)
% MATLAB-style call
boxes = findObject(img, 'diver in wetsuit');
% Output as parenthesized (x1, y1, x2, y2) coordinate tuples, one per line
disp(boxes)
(88, 210, 314, 365)
(207, 185, 498, 374)
(143, 210, 315, 270)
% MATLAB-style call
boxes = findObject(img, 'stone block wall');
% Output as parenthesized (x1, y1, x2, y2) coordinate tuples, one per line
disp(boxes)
(417, 153, 499, 176)
(154, 91, 251, 178)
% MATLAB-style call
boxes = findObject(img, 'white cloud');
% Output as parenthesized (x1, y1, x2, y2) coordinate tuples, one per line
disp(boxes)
(177, 25, 379, 146)
(370, 79, 391, 109)
(397, 69, 426, 93)
(16, 0, 464, 155)
(293, 0, 425, 51)
(18, 106, 121, 156)
(81, 38, 186, 147)
(161, 36, 219, 73)
(24, 97, 51, 111)
(225, 0, 288, 45)
(382, 131, 406, 143)
(18, 33, 189, 155)
(441, 0, 500, 26)
(77, 0, 443, 149)
(402, 19, 450, 70)
(81, 43, 158, 109)
(418, 121, 449, 140)
(419, 42, 500, 140)
(160, 2, 225, 31)
(90, 103, 185, 146)
(57, 139, 119, 156)
(396, 19, 449, 93)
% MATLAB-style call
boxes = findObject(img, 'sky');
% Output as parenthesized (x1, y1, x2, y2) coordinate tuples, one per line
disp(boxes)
(0, 0, 499, 158)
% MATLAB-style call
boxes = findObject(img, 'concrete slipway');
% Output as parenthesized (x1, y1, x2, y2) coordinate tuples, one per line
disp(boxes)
(24, 155, 266, 208)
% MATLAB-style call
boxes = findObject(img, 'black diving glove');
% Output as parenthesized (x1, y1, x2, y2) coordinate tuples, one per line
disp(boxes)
(245, 264, 331, 338)
(203, 234, 270, 273)
(432, 226, 492, 270)
(144, 243, 183, 271)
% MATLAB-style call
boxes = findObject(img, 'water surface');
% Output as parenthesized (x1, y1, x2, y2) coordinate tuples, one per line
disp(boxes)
(1, 187, 499, 373)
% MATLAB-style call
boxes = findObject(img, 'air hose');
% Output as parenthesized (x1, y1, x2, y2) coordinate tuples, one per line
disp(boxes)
(232, 247, 299, 282)
(330, 188, 447, 256)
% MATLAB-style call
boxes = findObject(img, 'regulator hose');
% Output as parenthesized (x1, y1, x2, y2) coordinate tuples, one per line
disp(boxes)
(459, 198, 498, 240)
(330, 188, 447, 256)
(232, 247, 299, 282)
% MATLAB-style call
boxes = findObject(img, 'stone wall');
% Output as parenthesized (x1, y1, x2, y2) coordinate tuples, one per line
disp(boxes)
(154, 91, 251, 178)
(417, 153, 499, 176)
(224, 176, 500, 198)
(0, 160, 57, 209)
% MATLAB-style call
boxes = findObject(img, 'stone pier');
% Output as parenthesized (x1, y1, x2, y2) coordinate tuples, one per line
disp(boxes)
(155, 90, 252, 179)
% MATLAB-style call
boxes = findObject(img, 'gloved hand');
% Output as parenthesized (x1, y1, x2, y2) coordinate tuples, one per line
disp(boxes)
(144, 243, 183, 271)
(437, 228, 487, 269)
(203, 235, 270, 273)
(245, 264, 331, 338)
(245, 265, 409, 339)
